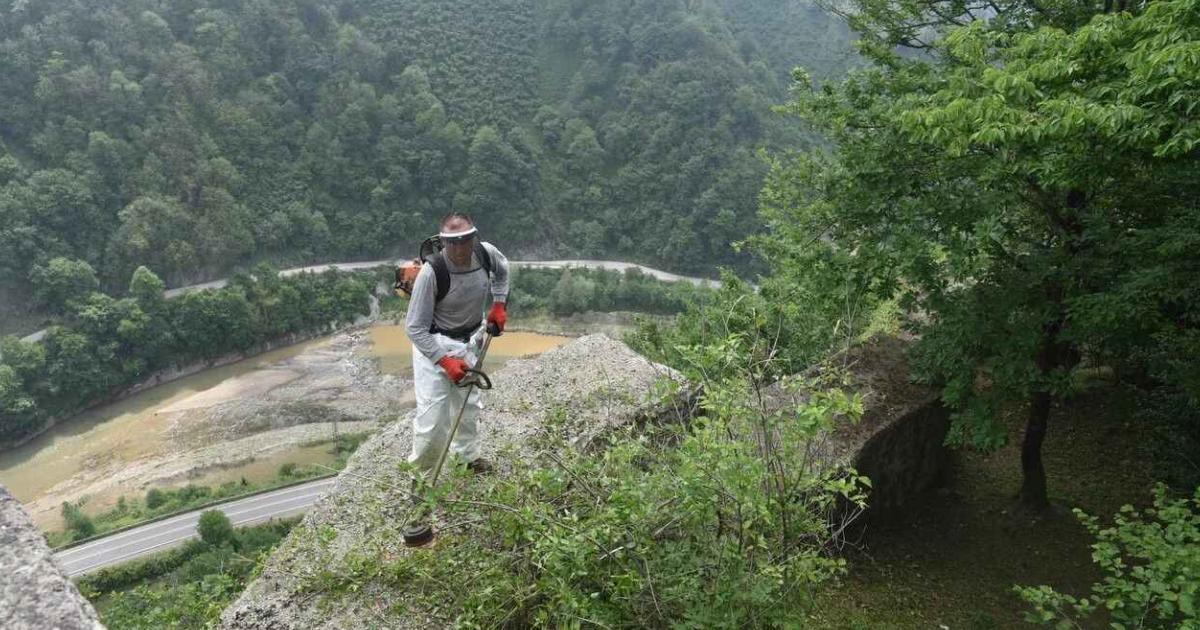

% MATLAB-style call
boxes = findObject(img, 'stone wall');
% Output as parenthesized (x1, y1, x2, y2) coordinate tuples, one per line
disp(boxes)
(764, 335, 951, 519)
(1, 485, 104, 630)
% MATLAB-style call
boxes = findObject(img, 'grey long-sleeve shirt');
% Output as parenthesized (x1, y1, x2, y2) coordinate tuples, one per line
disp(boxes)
(405, 241, 509, 362)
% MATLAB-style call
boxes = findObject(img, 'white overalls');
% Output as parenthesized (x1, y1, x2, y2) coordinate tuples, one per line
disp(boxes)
(409, 330, 485, 470)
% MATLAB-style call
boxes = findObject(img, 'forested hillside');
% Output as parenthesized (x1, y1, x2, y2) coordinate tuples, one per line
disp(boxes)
(0, 0, 854, 309)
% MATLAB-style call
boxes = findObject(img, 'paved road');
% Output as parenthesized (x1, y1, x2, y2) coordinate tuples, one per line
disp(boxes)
(511, 259, 720, 287)
(21, 259, 717, 343)
(54, 478, 337, 576)
(161, 259, 719, 298)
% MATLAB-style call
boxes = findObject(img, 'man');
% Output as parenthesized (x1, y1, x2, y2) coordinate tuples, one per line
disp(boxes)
(404, 212, 508, 475)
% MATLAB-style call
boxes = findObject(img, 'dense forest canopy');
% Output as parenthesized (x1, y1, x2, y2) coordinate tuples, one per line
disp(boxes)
(0, 0, 856, 307)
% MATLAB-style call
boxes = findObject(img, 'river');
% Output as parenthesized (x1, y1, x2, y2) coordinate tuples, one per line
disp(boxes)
(0, 325, 567, 529)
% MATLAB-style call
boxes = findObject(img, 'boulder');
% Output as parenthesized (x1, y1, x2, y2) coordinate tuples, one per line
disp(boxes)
(1, 485, 104, 630)
(220, 334, 947, 629)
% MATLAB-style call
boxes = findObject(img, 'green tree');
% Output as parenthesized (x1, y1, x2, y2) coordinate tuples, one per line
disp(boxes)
(125, 266, 172, 368)
(129, 266, 166, 311)
(548, 269, 597, 316)
(456, 125, 538, 242)
(0, 364, 39, 442)
(0, 336, 46, 386)
(62, 501, 96, 540)
(28, 257, 100, 314)
(108, 196, 198, 285)
(197, 510, 236, 548)
(21, 169, 106, 263)
(171, 290, 256, 359)
(41, 327, 115, 410)
(0, 154, 23, 186)
(762, 0, 1200, 510)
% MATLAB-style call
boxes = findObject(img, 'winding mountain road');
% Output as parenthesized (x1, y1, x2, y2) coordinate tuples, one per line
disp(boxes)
(21, 259, 717, 343)
(53, 478, 336, 577)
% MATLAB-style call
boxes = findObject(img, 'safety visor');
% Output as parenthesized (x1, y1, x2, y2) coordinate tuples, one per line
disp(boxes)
(439, 227, 478, 245)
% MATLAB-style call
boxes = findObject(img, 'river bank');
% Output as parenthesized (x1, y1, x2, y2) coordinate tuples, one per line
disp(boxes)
(1, 330, 400, 530)
(2, 283, 380, 453)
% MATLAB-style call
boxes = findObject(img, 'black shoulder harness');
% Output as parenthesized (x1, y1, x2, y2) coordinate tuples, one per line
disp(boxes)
(429, 241, 493, 303)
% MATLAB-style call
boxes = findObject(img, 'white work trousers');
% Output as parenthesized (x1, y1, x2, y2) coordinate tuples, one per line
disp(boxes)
(409, 333, 483, 473)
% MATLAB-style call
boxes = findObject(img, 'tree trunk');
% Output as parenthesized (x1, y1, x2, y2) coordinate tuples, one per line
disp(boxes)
(1017, 189, 1087, 511)
(1019, 308, 1080, 511)
(1019, 388, 1051, 510)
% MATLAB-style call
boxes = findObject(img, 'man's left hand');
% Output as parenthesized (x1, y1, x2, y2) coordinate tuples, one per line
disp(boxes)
(487, 302, 507, 336)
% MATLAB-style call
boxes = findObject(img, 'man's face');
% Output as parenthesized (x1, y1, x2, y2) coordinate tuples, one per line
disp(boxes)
(442, 217, 476, 267)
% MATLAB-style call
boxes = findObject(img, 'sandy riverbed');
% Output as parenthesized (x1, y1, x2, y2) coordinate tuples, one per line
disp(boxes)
(9, 330, 406, 530)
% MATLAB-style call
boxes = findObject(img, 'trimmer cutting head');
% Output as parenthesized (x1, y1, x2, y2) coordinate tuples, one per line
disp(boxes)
(403, 521, 434, 547)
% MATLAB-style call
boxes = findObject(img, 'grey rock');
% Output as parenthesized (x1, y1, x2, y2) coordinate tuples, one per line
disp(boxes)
(1, 485, 105, 630)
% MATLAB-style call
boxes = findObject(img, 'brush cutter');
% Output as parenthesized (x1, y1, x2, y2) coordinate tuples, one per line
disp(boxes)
(403, 331, 494, 547)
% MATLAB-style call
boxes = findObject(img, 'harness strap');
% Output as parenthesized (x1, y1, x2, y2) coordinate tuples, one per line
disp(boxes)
(429, 321, 482, 343)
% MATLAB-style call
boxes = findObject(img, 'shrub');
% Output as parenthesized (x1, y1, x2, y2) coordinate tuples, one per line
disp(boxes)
(1016, 485, 1200, 629)
(62, 501, 96, 540)
(145, 488, 166, 510)
(197, 510, 236, 549)
(84, 519, 298, 628)
(79, 540, 206, 594)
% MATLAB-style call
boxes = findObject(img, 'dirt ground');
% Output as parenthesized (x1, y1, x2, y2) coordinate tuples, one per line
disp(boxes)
(17, 330, 403, 530)
(808, 386, 1156, 629)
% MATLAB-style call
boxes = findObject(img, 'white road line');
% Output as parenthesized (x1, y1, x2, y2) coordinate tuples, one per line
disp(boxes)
(55, 478, 338, 575)
(59, 480, 335, 559)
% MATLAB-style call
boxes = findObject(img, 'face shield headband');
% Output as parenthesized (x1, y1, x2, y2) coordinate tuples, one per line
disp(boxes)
(439, 227, 478, 245)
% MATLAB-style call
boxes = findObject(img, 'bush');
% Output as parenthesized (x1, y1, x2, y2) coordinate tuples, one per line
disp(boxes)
(197, 510, 236, 549)
(1016, 485, 1200, 629)
(62, 501, 96, 540)
(1138, 388, 1200, 493)
(508, 267, 708, 319)
(144, 488, 166, 510)
(85, 518, 299, 628)
(627, 270, 856, 381)
(79, 540, 206, 594)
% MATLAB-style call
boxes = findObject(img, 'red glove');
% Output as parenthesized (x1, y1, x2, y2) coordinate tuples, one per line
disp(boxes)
(487, 302, 507, 336)
(437, 356, 468, 383)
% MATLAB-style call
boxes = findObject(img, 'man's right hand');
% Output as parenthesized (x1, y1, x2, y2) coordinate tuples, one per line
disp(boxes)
(437, 356, 468, 383)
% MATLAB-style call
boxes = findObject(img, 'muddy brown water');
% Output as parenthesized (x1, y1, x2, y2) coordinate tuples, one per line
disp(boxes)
(0, 326, 567, 526)
(366, 326, 569, 376)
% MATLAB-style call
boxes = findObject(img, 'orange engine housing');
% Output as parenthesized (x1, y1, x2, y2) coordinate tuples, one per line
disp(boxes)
(394, 259, 422, 296)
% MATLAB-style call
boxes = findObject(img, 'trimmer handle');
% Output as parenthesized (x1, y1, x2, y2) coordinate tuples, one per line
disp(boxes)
(458, 368, 492, 390)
